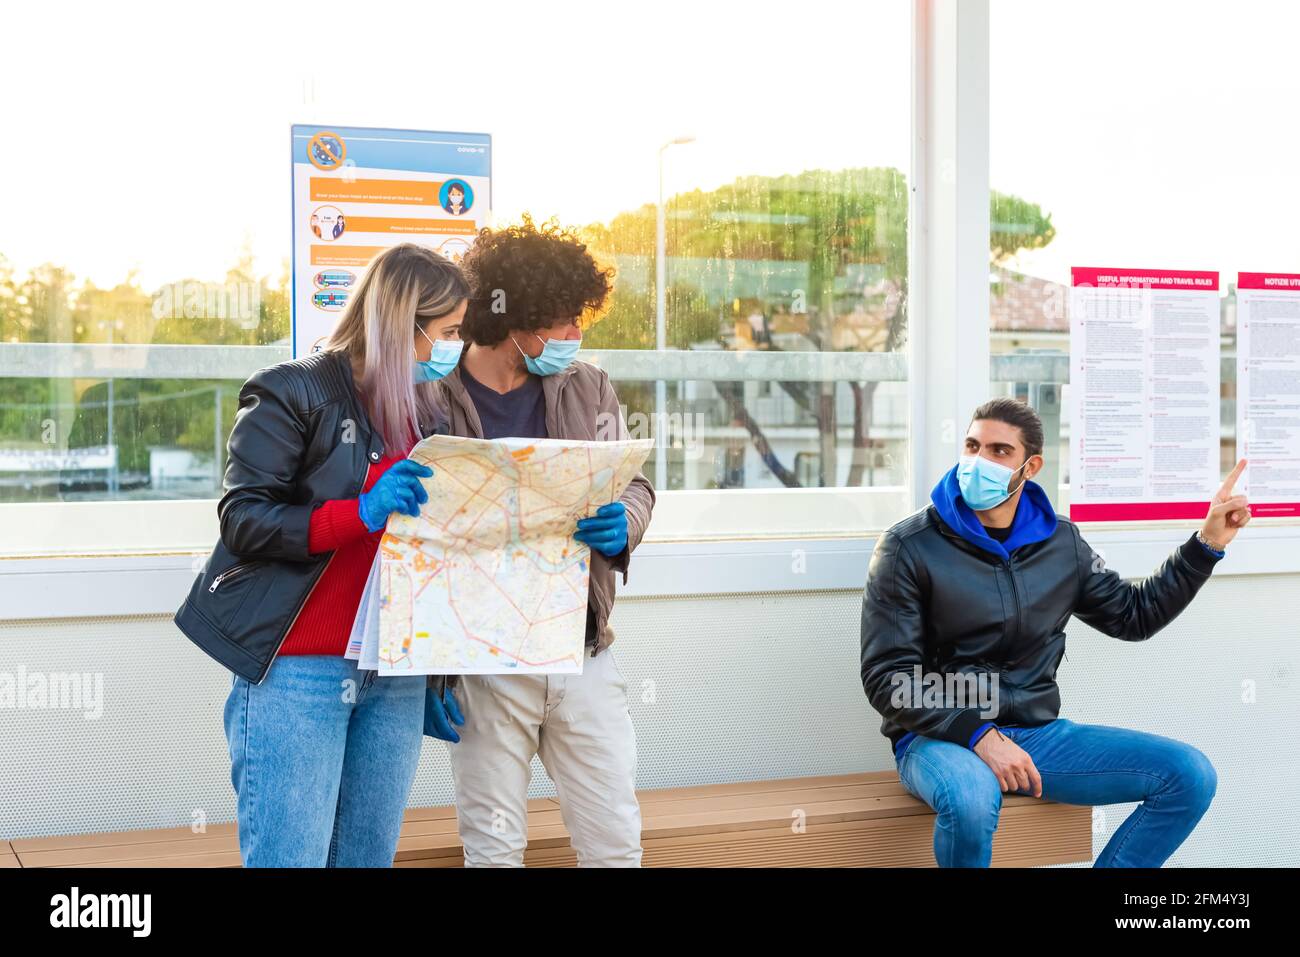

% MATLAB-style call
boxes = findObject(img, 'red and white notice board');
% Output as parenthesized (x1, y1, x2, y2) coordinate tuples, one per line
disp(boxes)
(1069, 267, 1220, 522)
(1236, 272, 1300, 518)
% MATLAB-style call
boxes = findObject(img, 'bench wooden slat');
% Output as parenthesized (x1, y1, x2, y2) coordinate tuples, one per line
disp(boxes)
(634, 796, 933, 842)
(393, 805, 1092, 869)
(633, 772, 907, 804)
(63, 850, 245, 868)
(12, 822, 238, 854)
(7, 772, 1091, 868)
(641, 805, 1091, 868)
(635, 783, 919, 819)
(16, 834, 241, 868)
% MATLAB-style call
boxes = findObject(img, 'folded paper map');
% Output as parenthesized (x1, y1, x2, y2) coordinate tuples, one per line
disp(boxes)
(371, 434, 652, 675)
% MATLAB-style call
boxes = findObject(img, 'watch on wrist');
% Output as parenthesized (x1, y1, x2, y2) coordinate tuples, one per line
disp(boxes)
(1196, 530, 1226, 554)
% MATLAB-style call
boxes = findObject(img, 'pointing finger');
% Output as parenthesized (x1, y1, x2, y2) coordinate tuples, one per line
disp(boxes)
(1217, 458, 1247, 498)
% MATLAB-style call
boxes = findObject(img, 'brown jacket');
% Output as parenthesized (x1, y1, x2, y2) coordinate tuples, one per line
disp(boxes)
(432, 357, 655, 656)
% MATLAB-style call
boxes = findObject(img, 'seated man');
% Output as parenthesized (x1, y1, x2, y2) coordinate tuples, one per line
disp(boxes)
(860, 397, 1250, 867)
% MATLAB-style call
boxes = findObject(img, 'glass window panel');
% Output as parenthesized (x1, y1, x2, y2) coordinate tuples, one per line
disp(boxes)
(1, 0, 910, 511)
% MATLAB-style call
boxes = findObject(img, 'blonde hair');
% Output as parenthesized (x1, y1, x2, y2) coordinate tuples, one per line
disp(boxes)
(325, 243, 469, 451)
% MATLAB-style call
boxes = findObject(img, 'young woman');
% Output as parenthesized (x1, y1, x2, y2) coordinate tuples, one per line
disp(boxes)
(174, 242, 469, 867)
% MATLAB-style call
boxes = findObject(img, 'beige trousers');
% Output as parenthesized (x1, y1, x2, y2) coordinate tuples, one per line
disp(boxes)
(447, 646, 642, 867)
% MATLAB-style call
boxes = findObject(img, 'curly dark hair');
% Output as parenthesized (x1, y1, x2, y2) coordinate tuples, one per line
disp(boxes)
(459, 214, 614, 346)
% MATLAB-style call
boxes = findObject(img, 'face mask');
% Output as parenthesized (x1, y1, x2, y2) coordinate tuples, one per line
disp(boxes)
(413, 328, 463, 383)
(512, 333, 580, 376)
(957, 454, 1030, 511)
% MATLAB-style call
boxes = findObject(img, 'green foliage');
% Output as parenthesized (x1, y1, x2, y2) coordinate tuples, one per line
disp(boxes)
(991, 189, 1056, 264)
(579, 167, 1053, 349)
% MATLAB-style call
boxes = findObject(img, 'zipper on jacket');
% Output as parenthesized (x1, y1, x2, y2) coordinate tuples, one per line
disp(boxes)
(253, 550, 334, 685)
(208, 561, 256, 593)
(253, 437, 372, 685)
(999, 556, 1023, 665)
(988, 557, 1023, 725)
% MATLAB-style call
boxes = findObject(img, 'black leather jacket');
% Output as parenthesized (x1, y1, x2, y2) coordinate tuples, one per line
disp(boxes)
(174, 349, 441, 683)
(860, 504, 1221, 752)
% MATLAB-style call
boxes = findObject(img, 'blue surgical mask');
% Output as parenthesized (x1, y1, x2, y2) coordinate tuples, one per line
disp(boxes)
(957, 454, 1029, 511)
(512, 333, 580, 376)
(414, 329, 463, 383)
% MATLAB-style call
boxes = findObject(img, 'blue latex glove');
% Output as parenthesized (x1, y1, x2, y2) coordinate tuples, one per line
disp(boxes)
(574, 501, 628, 557)
(423, 680, 465, 742)
(358, 459, 433, 533)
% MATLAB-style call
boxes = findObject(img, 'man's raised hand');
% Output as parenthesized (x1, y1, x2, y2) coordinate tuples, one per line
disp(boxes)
(1201, 458, 1251, 550)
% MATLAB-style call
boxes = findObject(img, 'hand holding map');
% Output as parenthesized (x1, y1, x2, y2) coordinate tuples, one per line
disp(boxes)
(574, 501, 628, 556)
(373, 434, 652, 676)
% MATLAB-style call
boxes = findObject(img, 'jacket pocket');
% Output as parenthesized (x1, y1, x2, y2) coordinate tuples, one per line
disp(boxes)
(207, 560, 258, 593)
(1050, 639, 1067, 679)
(204, 560, 268, 632)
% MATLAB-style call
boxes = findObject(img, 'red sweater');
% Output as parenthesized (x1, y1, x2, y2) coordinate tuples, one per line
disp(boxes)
(278, 448, 409, 657)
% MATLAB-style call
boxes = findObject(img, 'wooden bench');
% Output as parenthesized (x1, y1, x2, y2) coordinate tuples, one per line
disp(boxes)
(5, 772, 1091, 868)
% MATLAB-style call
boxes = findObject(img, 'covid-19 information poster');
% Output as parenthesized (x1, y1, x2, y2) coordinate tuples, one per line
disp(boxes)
(1236, 272, 1300, 517)
(1069, 266, 1221, 522)
(290, 125, 491, 357)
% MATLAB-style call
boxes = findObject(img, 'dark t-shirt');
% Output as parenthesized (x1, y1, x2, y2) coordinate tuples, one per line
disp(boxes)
(458, 364, 602, 644)
(459, 365, 548, 440)
(985, 522, 1013, 543)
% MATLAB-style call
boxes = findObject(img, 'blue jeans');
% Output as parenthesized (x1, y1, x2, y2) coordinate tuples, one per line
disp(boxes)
(223, 655, 426, 867)
(894, 718, 1217, 867)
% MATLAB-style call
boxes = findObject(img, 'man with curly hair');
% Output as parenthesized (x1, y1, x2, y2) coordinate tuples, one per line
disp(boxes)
(431, 215, 656, 867)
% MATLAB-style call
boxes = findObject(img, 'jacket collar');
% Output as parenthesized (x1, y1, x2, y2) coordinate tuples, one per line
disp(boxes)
(325, 348, 436, 451)
(323, 349, 389, 457)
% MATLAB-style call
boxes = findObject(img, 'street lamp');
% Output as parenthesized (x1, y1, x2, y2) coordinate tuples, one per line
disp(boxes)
(655, 134, 695, 491)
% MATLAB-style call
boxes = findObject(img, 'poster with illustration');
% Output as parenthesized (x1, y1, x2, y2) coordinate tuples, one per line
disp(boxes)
(290, 125, 491, 356)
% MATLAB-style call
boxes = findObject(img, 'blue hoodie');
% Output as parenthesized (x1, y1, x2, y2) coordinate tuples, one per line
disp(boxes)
(892, 467, 1060, 760)
(928, 464, 1059, 561)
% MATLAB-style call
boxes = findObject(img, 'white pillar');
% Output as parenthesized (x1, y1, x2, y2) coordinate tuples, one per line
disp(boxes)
(908, 0, 991, 511)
